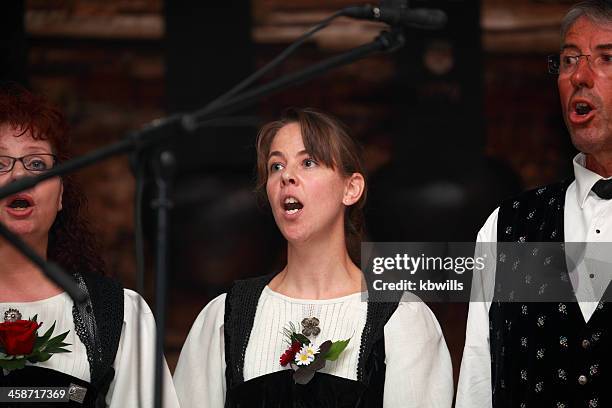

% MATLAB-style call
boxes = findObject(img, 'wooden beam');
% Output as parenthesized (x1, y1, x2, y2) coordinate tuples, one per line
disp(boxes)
(481, 2, 568, 53)
(26, 11, 163, 39)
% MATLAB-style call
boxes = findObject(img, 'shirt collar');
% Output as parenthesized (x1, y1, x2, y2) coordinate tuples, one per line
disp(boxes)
(573, 152, 612, 208)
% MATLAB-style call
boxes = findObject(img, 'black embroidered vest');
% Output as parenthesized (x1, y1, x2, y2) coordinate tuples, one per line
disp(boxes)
(491, 181, 611, 408)
(0, 272, 124, 408)
(223, 275, 399, 408)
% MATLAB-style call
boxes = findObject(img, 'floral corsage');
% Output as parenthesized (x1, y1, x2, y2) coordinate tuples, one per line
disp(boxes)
(0, 309, 71, 371)
(279, 322, 350, 384)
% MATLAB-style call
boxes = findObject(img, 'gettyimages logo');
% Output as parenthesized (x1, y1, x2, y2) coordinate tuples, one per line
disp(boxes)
(362, 241, 612, 303)
(361, 242, 491, 302)
(371, 253, 486, 275)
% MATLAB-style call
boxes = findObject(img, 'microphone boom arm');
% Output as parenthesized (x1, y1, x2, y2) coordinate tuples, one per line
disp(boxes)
(186, 29, 406, 127)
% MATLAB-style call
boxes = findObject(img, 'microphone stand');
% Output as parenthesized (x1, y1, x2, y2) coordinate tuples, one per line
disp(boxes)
(0, 27, 406, 408)
(151, 149, 176, 408)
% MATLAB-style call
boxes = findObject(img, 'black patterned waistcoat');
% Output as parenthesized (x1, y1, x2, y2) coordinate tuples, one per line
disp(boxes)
(491, 181, 611, 408)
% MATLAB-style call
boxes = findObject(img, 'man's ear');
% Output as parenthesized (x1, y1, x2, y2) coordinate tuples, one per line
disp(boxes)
(343, 173, 365, 206)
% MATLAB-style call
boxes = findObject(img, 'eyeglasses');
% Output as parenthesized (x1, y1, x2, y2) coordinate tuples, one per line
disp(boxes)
(548, 52, 612, 75)
(0, 154, 57, 174)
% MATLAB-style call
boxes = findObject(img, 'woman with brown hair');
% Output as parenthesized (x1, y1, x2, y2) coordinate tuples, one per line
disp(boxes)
(174, 108, 453, 407)
(0, 82, 179, 407)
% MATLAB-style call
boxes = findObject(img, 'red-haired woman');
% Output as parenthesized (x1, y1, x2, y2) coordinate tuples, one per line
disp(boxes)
(0, 83, 179, 407)
(174, 108, 453, 407)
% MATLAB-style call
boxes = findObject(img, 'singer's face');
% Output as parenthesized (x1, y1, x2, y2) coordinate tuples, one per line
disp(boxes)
(558, 16, 612, 155)
(0, 124, 63, 240)
(265, 123, 349, 244)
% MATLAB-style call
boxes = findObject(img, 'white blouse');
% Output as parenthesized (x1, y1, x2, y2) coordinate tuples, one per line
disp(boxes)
(174, 286, 454, 408)
(0, 289, 180, 408)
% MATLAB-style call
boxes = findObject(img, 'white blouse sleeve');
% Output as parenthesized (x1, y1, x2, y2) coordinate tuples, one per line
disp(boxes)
(106, 289, 180, 408)
(173, 293, 227, 408)
(456, 207, 498, 408)
(383, 293, 454, 408)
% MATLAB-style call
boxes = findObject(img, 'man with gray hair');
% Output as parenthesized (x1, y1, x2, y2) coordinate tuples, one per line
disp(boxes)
(457, 1, 612, 407)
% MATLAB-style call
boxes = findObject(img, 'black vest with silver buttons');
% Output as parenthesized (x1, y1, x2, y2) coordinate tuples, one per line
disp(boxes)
(491, 181, 611, 408)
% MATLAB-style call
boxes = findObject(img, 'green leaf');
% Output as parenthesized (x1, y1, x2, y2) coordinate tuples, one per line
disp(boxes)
(45, 332, 70, 350)
(33, 326, 73, 360)
(49, 330, 70, 345)
(44, 341, 71, 350)
(37, 322, 56, 346)
(0, 358, 26, 370)
(322, 338, 350, 361)
(36, 351, 52, 362)
(43, 321, 56, 337)
(282, 328, 293, 343)
(291, 333, 310, 345)
(46, 343, 72, 353)
(48, 347, 71, 354)
(52, 342, 71, 349)
(282, 322, 302, 344)
(33, 336, 44, 350)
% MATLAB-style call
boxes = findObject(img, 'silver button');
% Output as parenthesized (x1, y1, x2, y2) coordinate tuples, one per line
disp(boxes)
(578, 375, 588, 385)
(582, 339, 591, 349)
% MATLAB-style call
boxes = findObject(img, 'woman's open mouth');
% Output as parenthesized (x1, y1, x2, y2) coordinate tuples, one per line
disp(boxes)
(283, 196, 303, 216)
(4, 195, 35, 217)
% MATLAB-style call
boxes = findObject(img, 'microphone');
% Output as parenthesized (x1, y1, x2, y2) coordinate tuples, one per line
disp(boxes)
(342, 4, 447, 30)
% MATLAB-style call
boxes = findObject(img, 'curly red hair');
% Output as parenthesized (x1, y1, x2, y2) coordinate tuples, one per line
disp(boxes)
(0, 82, 106, 276)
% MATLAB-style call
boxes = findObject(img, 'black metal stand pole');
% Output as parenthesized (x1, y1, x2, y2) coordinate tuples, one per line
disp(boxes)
(151, 150, 175, 408)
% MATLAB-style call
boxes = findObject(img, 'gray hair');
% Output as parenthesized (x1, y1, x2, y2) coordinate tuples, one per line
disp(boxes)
(560, 0, 612, 40)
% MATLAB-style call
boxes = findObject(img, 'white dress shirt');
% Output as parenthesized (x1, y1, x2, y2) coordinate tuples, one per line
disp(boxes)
(174, 286, 454, 408)
(456, 153, 612, 408)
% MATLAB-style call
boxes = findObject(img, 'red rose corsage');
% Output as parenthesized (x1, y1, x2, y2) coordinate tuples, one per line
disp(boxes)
(0, 308, 71, 371)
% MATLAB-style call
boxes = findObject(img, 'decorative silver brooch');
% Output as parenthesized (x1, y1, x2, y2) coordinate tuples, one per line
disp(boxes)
(4, 308, 22, 322)
(301, 317, 320, 337)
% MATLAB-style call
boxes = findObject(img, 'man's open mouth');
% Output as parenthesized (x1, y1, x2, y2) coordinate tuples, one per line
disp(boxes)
(574, 101, 594, 116)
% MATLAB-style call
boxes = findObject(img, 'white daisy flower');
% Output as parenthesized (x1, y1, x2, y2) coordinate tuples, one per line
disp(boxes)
(304, 343, 320, 357)
(294, 345, 315, 366)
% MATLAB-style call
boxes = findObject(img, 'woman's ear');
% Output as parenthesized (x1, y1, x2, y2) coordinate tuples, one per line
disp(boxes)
(342, 173, 365, 206)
